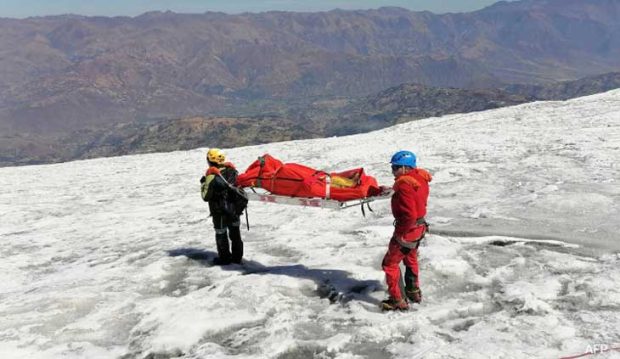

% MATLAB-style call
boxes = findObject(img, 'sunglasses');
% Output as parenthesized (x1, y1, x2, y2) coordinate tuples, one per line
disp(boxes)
(391, 165, 401, 172)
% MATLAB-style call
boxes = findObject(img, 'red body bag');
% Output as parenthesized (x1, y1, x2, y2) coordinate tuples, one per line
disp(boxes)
(236, 154, 381, 201)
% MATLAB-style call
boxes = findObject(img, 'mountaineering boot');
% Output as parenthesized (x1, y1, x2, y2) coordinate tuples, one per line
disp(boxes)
(405, 288, 422, 304)
(381, 297, 409, 311)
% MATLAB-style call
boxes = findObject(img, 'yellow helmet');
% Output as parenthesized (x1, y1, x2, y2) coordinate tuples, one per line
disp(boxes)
(206, 148, 226, 164)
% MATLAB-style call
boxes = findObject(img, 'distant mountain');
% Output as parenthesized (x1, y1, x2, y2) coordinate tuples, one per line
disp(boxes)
(503, 71, 620, 100)
(3, 71, 619, 166)
(1, 0, 620, 138)
(326, 85, 530, 136)
(0, 116, 321, 166)
(328, 71, 620, 135)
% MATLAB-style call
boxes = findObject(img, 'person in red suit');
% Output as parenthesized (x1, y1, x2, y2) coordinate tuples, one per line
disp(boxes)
(381, 150, 432, 311)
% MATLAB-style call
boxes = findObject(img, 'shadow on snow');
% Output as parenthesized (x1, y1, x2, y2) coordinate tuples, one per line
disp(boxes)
(167, 247, 383, 306)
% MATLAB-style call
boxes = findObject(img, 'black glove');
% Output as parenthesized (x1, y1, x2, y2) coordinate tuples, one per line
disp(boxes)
(200, 176, 206, 184)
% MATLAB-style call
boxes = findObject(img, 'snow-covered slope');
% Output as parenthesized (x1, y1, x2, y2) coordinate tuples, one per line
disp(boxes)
(1, 90, 619, 358)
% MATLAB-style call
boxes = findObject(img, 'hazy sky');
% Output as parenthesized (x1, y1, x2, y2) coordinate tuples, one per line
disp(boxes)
(0, 0, 517, 18)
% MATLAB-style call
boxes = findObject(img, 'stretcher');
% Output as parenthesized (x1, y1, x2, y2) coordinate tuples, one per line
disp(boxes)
(244, 186, 393, 211)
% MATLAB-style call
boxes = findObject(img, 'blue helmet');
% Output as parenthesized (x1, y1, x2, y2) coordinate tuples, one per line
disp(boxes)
(390, 150, 417, 168)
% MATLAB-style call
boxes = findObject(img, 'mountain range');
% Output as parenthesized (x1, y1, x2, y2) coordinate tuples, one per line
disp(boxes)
(2, 71, 620, 166)
(1, 0, 620, 165)
(2, 0, 620, 132)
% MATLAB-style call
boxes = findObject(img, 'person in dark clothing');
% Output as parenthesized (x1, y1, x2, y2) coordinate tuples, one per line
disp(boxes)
(200, 148, 243, 265)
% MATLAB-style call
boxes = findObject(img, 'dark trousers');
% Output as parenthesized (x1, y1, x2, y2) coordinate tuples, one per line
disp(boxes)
(212, 213, 243, 263)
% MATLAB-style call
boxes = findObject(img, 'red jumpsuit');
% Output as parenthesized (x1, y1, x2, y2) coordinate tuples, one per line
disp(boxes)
(382, 168, 432, 301)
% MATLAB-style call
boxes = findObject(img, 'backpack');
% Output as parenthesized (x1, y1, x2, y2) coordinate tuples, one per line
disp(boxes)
(224, 185, 248, 216)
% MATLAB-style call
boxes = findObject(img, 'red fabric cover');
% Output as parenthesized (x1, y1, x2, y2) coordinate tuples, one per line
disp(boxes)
(236, 154, 381, 201)
(391, 168, 432, 240)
